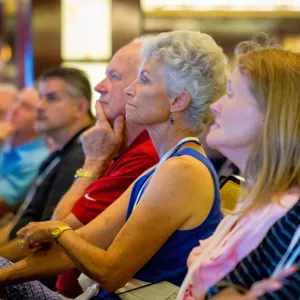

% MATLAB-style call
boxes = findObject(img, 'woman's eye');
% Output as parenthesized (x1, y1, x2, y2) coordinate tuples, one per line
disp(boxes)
(111, 74, 119, 80)
(139, 77, 147, 84)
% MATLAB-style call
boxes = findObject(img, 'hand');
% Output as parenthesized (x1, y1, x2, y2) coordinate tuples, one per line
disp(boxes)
(81, 101, 125, 164)
(245, 266, 298, 298)
(0, 121, 15, 145)
(17, 220, 66, 252)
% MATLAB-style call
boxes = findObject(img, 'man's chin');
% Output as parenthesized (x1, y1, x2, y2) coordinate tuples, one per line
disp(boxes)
(35, 125, 49, 135)
(103, 114, 118, 126)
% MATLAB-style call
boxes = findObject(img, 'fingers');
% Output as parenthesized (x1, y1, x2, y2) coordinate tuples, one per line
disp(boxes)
(247, 267, 298, 299)
(17, 228, 25, 239)
(17, 224, 35, 249)
(95, 101, 108, 123)
(17, 222, 33, 239)
(22, 231, 47, 251)
(274, 265, 298, 281)
(23, 234, 33, 250)
(17, 222, 51, 251)
(113, 115, 125, 146)
(250, 279, 282, 297)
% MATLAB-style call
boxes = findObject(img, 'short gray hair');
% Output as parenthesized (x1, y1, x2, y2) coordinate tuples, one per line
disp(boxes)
(141, 30, 228, 133)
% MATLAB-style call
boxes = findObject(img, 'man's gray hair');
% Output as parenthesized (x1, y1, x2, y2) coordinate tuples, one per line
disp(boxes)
(141, 30, 228, 133)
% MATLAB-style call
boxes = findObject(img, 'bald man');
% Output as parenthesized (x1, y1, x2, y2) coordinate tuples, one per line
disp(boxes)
(0, 88, 49, 216)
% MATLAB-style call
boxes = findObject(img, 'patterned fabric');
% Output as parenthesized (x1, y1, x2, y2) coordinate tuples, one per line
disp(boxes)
(206, 201, 300, 299)
(0, 257, 62, 300)
(178, 193, 299, 299)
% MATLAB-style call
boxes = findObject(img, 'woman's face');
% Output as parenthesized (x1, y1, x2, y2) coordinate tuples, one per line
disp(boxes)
(125, 57, 172, 126)
(206, 67, 264, 156)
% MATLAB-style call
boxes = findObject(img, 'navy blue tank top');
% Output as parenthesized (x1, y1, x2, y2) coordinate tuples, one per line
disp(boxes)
(94, 148, 222, 299)
(126, 148, 222, 286)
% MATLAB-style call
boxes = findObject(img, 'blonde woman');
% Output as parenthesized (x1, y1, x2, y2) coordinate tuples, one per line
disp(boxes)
(178, 45, 300, 299)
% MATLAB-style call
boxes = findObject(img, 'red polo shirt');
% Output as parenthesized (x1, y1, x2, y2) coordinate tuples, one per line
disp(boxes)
(57, 131, 158, 297)
(71, 130, 159, 225)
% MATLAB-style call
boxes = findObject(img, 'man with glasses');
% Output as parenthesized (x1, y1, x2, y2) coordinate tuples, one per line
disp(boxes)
(0, 67, 93, 250)
(0, 88, 49, 219)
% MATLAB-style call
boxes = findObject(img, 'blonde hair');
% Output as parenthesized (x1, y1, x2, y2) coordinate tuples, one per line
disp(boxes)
(236, 46, 300, 213)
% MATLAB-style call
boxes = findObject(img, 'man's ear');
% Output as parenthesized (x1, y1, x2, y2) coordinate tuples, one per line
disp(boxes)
(76, 98, 90, 117)
(170, 90, 191, 113)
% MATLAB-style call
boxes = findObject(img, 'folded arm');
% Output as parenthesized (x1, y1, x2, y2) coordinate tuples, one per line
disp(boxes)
(32, 156, 213, 292)
(0, 183, 131, 286)
(0, 155, 213, 292)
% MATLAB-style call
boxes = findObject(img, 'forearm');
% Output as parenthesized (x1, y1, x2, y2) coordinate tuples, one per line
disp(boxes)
(0, 243, 74, 286)
(63, 213, 84, 230)
(52, 177, 94, 221)
(0, 198, 14, 218)
(0, 239, 27, 262)
(0, 220, 15, 244)
(56, 230, 117, 291)
(52, 158, 111, 221)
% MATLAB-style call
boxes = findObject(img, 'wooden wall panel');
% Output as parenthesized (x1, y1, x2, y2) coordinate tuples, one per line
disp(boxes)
(112, 0, 142, 53)
(32, 0, 61, 79)
(0, 4, 3, 44)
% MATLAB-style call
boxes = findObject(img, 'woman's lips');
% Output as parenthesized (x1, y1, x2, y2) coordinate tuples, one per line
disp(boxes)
(210, 122, 220, 131)
(126, 102, 135, 107)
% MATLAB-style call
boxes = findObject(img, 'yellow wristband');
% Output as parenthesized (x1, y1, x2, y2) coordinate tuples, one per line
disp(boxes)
(74, 168, 97, 181)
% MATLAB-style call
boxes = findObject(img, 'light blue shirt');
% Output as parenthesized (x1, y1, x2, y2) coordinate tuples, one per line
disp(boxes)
(0, 138, 49, 207)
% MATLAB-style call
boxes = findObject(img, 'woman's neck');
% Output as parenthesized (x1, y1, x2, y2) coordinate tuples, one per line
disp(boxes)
(124, 121, 144, 148)
(218, 146, 252, 173)
(146, 123, 197, 159)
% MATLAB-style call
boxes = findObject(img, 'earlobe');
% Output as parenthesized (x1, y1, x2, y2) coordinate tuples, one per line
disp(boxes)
(171, 90, 191, 113)
(77, 98, 90, 117)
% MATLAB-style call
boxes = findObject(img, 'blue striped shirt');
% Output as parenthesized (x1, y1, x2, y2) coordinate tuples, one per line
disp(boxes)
(206, 201, 300, 299)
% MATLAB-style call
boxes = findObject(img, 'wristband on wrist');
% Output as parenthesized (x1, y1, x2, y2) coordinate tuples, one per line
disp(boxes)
(74, 168, 97, 181)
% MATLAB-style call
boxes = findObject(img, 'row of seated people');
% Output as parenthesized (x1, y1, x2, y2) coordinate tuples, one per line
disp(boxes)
(0, 67, 235, 244)
(0, 30, 298, 299)
(0, 87, 50, 219)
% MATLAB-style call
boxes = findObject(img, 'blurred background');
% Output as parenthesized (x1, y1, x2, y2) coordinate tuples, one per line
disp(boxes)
(1, 0, 300, 109)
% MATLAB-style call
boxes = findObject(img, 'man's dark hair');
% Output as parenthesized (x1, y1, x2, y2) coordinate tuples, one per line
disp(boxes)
(38, 67, 94, 118)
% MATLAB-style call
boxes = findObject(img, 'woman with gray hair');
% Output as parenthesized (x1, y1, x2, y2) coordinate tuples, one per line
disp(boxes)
(0, 30, 227, 300)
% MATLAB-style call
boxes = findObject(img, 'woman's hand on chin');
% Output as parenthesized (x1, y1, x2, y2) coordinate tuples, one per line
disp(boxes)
(16, 220, 66, 252)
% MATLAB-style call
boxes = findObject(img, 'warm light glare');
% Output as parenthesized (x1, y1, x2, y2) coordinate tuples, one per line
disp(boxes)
(0, 44, 12, 62)
(283, 35, 300, 52)
(61, 0, 112, 60)
(62, 62, 107, 115)
(141, 0, 300, 11)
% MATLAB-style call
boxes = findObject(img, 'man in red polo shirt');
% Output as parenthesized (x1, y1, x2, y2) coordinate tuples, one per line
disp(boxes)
(0, 42, 159, 297)
(52, 42, 158, 228)
(54, 42, 159, 297)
